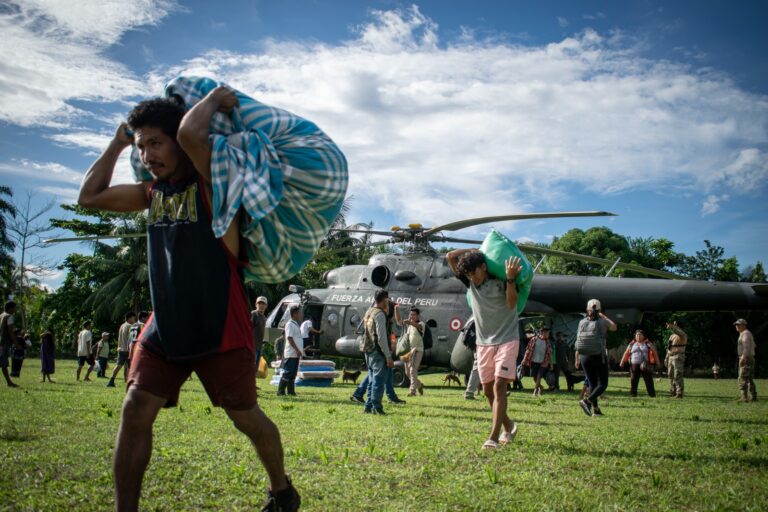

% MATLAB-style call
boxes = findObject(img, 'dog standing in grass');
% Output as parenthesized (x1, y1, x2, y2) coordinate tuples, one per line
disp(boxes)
(343, 369, 361, 384)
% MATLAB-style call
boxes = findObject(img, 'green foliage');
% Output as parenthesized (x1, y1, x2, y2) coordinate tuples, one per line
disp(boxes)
(0, 367, 766, 511)
(0, 185, 17, 296)
(678, 240, 737, 281)
(542, 226, 633, 276)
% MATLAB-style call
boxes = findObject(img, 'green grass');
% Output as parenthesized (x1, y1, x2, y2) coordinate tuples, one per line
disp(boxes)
(1, 361, 766, 511)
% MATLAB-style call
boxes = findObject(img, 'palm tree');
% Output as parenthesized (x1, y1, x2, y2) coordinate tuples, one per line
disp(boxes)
(0, 186, 17, 291)
(83, 212, 149, 322)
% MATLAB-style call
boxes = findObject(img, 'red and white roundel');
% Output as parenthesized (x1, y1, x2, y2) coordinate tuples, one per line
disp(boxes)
(449, 317, 463, 331)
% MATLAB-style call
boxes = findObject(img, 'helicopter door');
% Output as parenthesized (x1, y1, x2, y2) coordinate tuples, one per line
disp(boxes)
(321, 305, 344, 345)
(303, 305, 324, 356)
(344, 306, 364, 335)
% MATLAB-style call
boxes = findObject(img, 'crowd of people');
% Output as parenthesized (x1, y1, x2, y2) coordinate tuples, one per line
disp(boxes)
(1, 76, 761, 511)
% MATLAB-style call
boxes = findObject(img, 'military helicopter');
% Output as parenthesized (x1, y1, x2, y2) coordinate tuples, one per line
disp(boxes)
(263, 211, 768, 386)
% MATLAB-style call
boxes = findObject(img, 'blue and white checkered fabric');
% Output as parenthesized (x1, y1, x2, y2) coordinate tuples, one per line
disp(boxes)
(130, 76, 348, 283)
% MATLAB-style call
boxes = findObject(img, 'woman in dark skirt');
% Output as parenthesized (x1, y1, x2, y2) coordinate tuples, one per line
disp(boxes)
(40, 330, 55, 383)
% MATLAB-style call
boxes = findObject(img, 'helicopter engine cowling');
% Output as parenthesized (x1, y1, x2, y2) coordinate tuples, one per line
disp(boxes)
(335, 335, 362, 357)
(449, 327, 475, 375)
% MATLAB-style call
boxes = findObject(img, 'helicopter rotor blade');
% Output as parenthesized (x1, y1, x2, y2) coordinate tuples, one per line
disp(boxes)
(516, 243, 684, 280)
(426, 235, 683, 279)
(323, 239, 393, 256)
(327, 228, 395, 236)
(431, 236, 484, 244)
(422, 211, 616, 237)
(44, 233, 148, 244)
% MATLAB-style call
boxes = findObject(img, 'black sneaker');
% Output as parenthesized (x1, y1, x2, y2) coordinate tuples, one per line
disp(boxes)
(106, 381, 115, 388)
(350, 395, 365, 404)
(388, 398, 406, 404)
(592, 406, 603, 417)
(373, 408, 386, 415)
(262, 477, 301, 512)
(579, 399, 593, 417)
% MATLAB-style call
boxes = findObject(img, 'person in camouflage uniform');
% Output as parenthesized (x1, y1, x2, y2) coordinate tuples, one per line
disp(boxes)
(664, 321, 687, 398)
(734, 318, 757, 402)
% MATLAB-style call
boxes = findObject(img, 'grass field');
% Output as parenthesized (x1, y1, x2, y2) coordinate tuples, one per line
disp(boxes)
(0, 360, 766, 511)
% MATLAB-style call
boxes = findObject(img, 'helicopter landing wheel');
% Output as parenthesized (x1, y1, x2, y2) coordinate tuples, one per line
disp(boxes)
(392, 363, 411, 388)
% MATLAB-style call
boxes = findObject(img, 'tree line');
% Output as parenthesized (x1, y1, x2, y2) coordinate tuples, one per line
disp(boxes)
(0, 185, 765, 372)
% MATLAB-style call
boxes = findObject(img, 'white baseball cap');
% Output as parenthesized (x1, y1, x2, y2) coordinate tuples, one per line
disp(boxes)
(587, 299, 602, 311)
(256, 296, 268, 304)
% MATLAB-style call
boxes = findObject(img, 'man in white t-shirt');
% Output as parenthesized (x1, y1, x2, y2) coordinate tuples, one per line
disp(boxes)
(278, 306, 304, 396)
(108, 312, 136, 387)
(76, 320, 95, 382)
(95, 332, 111, 378)
(299, 317, 322, 356)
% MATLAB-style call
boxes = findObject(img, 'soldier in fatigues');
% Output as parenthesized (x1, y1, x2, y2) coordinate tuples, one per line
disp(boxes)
(734, 318, 757, 402)
(664, 321, 687, 399)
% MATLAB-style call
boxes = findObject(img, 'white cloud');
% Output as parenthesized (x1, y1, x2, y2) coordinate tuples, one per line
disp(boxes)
(701, 194, 727, 216)
(2, 5, 767, 236)
(0, 0, 176, 127)
(143, 9, 768, 230)
(37, 185, 79, 204)
(0, 159, 82, 184)
(557, 17, 569, 28)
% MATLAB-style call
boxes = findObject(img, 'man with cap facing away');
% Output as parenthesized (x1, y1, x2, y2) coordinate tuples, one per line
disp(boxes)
(734, 319, 757, 402)
(252, 296, 268, 373)
(664, 321, 688, 399)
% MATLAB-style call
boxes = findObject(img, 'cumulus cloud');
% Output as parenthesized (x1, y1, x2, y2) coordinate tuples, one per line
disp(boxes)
(141, 6, 768, 232)
(0, 159, 82, 185)
(701, 194, 729, 216)
(2, 4, 767, 238)
(0, 0, 176, 126)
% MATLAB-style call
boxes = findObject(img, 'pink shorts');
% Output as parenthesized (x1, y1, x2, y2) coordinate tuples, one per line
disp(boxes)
(477, 341, 519, 385)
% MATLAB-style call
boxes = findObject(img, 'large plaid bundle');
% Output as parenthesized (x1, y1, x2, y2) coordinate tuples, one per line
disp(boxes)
(131, 76, 348, 283)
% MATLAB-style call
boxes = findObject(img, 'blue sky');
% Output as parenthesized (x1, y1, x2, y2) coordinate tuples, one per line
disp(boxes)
(1, 0, 767, 288)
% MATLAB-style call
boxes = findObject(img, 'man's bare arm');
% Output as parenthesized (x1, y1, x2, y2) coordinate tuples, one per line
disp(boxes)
(176, 86, 238, 184)
(505, 256, 522, 310)
(287, 336, 303, 357)
(446, 249, 473, 276)
(78, 123, 150, 212)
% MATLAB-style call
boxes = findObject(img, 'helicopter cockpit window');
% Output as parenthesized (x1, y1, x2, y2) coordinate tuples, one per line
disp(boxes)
(276, 303, 298, 329)
(327, 313, 338, 327)
(349, 312, 361, 327)
(268, 302, 288, 329)
(371, 265, 390, 287)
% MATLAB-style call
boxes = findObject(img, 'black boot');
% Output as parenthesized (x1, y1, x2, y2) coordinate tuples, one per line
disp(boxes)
(287, 380, 297, 396)
(262, 476, 301, 512)
(277, 378, 288, 396)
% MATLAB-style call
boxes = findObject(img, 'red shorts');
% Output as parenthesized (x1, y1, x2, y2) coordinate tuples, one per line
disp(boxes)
(477, 341, 519, 385)
(127, 342, 256, 410)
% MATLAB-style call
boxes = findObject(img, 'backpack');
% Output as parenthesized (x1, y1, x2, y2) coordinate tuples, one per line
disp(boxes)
(360, 307, 383, 353)
(422, 324, 433, 350)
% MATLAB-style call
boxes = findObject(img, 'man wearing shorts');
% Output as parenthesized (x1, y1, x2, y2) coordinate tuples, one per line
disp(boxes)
(78, 89, 299, 511)
(76, 321, 95, 382)
(108, 312, 136, 387)
(447, 249, 522, 450)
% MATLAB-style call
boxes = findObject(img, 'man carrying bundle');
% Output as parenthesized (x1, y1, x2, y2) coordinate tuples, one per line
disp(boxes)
(447, 249, 522, 450)
(79, 86, 300, 511)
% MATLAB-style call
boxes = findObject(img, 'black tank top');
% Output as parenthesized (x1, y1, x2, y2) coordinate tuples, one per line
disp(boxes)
(140, 174, 252, 360)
